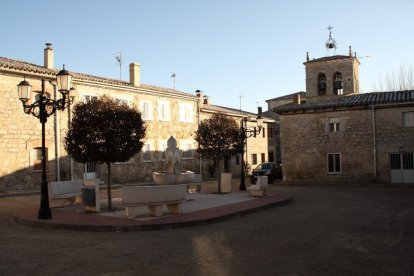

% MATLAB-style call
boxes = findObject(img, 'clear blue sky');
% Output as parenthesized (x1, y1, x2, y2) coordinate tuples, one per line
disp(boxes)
(1, 0, 413, 113)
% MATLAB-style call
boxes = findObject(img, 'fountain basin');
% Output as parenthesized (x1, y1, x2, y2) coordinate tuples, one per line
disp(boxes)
(153, 171, 195, 185)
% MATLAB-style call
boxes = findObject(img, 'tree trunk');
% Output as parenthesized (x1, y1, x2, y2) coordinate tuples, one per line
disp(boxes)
(217, 156, 221, 194)
(106, 162, 112, 210)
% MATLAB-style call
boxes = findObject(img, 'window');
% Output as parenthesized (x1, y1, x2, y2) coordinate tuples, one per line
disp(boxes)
(181, 142, 193, 159)
(333, 72, 343, 95)
(83, 95, 98, 102)
(115, 98, 129, 106)
(159, 142, 167, 161)
(34, 147, 48, 171)
(261, 153, 265, 163)
(318, 73, 327, 95)
(327, 153, 341, 174)
(251, 154, 257, 165)
(390, 153, 401, 169)
(403, 153, 414, 170)
(179, 103, 194, 123)
(268, 128, 274, 138)
(140, 100, 152, 120)
(142, 143, 152, 162)
(157, 100, 171, 121)
(268, 151, 274, 162)
(390, 153, 414, 169)
(262, 128, 266, 138)
(328, 117, 340, 132)
(403, 112, 414, 127)
(236, 155, 240, 165)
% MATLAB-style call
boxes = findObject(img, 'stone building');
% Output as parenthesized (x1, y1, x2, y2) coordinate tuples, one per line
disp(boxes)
(196, 91, 276, 176)
(0, 44, 274, 191)
(273, 40, 414, 184)
(0, 44, 199, 191)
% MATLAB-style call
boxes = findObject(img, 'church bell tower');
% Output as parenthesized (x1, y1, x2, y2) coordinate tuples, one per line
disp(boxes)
(304, 26, 360, 103)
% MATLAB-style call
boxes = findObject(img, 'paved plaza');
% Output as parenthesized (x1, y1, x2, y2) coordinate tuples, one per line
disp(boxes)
(1, 182, 414, 275)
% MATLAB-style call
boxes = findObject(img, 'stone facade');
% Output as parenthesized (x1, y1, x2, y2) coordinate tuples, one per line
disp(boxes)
(0, 45, 199, 191)
(279, 104, 414, 184)
(0, 45, 273, 191)
(197, 92, 276, 176)
(273, 49, 414, 185)
(304, 54, 360, 103)
(280, 108, 374, 183)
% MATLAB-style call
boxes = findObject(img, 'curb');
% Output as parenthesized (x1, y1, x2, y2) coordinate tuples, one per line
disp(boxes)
(13, 193, 293, 232)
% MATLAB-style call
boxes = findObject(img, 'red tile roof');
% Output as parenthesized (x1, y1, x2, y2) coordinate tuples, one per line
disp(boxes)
(0, 57, 195, 98)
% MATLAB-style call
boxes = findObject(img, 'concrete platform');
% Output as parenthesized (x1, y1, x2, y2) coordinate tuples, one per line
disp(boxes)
(13, 190, 293, 232)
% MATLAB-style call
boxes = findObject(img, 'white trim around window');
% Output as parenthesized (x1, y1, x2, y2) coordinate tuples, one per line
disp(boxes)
(327, 153, 341, 174)
(180, 140, 194, 159)
(140, 100, 153, 120)
(142, 142, 152, 162)
(157, 99, 171, 121)
(403, 111, 414, 127)
(179, 102, 194, 123)
(159, 140, 168, 161)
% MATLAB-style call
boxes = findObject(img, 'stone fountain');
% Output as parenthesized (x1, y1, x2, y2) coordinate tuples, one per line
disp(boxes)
(152, 136, 195, 185)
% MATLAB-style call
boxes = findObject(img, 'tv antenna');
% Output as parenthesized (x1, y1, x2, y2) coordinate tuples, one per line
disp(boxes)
(114, 51, 122, 80)
(171, 73, 176, 89)
(238, 93, 245, 110)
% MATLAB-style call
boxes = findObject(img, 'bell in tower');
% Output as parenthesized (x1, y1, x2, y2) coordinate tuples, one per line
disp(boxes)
(325, 25, 337, 56)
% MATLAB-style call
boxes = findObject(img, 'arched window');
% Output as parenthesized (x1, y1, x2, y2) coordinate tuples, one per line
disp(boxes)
(333, 72, 343, 95)
(318, 73, 327, 95)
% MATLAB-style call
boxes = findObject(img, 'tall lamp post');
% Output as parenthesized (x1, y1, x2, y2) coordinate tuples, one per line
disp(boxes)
(17, 65, 73, 219)
(239, 107, 263, 191)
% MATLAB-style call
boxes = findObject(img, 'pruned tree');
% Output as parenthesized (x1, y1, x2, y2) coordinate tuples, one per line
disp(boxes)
(194, 113, 242, 193)
(65, 96, 146, 210)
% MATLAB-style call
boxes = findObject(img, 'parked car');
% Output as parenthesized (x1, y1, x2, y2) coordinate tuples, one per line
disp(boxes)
(249, 162, 282, 184)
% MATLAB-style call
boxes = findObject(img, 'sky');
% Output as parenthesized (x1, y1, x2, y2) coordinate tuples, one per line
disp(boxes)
(1, 0, 413, 113)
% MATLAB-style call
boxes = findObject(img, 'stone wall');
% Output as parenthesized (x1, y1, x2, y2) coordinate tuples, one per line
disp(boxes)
(375, 106, 414, 183)
(305, 57, 359, 102)
(280, 105, 414, 184)
(0, 71, 200, 190)
(280, 108, 375, 184)
(0, 74, 58, 191)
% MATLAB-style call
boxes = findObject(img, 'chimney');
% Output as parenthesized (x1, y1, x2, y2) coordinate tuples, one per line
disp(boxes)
(203, 95, 210, 105)
(195, 90, 204, 108)
(44, 43, 54, 69)
(129, 62, 141, 86)
(293, 93, 301, 105)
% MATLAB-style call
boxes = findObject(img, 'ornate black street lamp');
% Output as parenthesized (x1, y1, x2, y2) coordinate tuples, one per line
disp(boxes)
(17, 65, 73, 219)
(239, 107, 263, 191)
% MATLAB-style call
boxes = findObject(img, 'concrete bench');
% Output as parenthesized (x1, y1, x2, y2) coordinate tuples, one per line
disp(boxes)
(48, 180, 83, 207)
(122, 184, 187, 218)
(247, 176, 268, 197)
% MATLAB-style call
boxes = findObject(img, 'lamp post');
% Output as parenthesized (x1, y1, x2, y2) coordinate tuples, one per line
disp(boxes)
(17, 65, 73, 219)
(239, 107, 263, 191)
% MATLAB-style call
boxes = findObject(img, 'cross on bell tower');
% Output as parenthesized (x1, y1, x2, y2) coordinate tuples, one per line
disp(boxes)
(325, 25, 337, 56)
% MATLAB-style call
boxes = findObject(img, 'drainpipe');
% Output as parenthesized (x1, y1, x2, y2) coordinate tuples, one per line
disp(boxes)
(372, 106, 377, 180)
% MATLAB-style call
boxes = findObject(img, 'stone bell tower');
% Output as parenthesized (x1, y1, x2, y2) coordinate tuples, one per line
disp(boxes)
(304, 26, 360, 103)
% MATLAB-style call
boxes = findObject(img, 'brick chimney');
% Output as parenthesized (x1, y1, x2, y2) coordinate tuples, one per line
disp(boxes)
(129, 63, 141, 86)
(195, 90, 203, 108)
(44, 43, 54, 69)
(293, 93, 301, 105)
(203, 95, 210, 105)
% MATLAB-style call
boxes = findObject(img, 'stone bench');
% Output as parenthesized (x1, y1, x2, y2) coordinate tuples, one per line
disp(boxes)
(247, 176, 268, 197)
(48, 180, 83, 207)
(122, 184, 187, 218)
